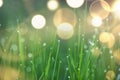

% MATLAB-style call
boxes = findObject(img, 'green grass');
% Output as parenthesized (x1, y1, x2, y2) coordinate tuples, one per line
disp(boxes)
(0, 24, 117, 80)
(0, 6, 118, 80)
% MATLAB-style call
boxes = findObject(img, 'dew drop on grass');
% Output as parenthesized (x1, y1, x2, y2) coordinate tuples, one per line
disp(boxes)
(28, 53, 33, 58)
(26, 66, 31, 72)
(11, 44, 18, 51)
(17, 30, 20, 33)
(104, 69, 107, 73)
(59, 60, 62, 63)
(89, 41, 94, 46)
(58, 39, 60, 43)
(20, 64, 22, 66)
(66, 55, 70, 58)
(43, 43, 47, 47)
(68, 48, 71, 51)
(66, 67, 69, 71)
(110, 56, 113, 59)
(109, 50, 112, 54)
(68, 76, 70, 79)
(77, 68, 80, 71)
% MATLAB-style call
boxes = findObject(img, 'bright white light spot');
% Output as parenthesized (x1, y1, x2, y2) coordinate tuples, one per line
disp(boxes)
(47, 0, 59, 11)
(92, 16, 102, 27)
(0, 0, 3, 7)
(112, 1, 120, 11)
(112, 1, 120, 20)
(57, 23, 74, 40)
(43, 43, 47, 46)
(31, 15, 46, 29)
(66, 0, 84, 8)
(28, 53, 33, 58)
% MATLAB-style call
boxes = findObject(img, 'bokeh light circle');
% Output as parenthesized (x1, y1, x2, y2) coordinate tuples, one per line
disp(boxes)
(112, 24, 120, 37)
(31, 14, 46, 29)
(99, 32, 110, 43)
(92, 16, 102, 27)
(106, 70, 115, 80)
(57, 23, 74, 40)
(0, 0, 3, 7)
(113, 49, 120, 65)
(89, 0, 110, 19)
(66, 0, 84, 8)
(53, 8, 77, 27)
(47, 0, 59, 11)
(99, 32, 115, 48)
(91, 47, 101, 57)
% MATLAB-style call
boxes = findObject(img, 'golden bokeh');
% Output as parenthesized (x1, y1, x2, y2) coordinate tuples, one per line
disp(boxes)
(112, 24, 120, 38)
(106, 70, 115, 80)
(113, 49, 120, 65)
(0, 67, 19, 80)
(53, 8, 77, 27)
(89, 0, 110, 19)
(99, 32, 110, 43)
(107, 33, 115, 48)
(91, 47, 101, 57)
(99, 32, 115, 48)
(57, 23, 74, 40)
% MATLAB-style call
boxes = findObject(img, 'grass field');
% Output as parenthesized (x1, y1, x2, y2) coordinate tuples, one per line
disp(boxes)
(0, 0, 120, 80)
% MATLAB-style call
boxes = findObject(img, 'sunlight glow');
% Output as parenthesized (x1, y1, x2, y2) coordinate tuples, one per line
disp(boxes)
(53, 8, 77, 27)
(47, 0, 59, 11)
(66, 0, 84, 8)
(112, 1, 120, 19)
(57, 23, 74, 40)
(92, 16, 102, 27)
(0, 0, 3, 7)
(31, 15, 46, 29)
(89, 0, 110, 19)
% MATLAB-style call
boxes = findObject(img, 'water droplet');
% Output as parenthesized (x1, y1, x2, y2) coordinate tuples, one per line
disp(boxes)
(68, 76, 70, 79)
(109, 50, 112, 54)
(66, 67, 69, 71)
(110, 56, 113, 59)
(59, 60, 62, 63)
(26, 67, 31, 72)
(11, 44, 18, 51)
(104, 69, 107, 73)
(43, 43, 47, 46)
(17, 30, 20, 33)
(89, 41, 94, 46)
(78, 68, 80, 71)
(58, 40, 60, 42)
(28, 53, 33, 58)
(68, 48, 71, 51)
